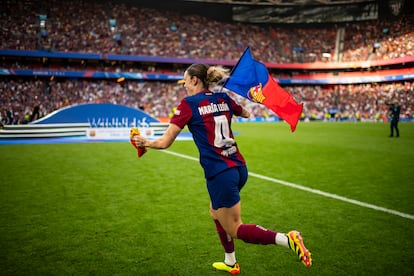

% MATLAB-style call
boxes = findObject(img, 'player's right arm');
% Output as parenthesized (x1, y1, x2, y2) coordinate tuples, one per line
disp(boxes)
(144, 123, 181, 149)
(134, 98, 192, 150)
(132, 123, 181, 150)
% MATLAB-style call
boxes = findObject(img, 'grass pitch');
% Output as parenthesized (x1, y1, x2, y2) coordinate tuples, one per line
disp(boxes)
(1, 122, 413, 275)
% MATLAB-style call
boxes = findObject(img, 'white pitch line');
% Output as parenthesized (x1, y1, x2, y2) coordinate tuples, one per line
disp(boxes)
(164, 150, 414, 220)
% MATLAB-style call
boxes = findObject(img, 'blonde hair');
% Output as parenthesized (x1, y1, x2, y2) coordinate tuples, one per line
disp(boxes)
(206, 66, 229, 87)
(186, 64, 229, 89)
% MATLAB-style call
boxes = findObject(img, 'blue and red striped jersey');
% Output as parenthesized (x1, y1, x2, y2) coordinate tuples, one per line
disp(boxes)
(170, 90, 246, 178)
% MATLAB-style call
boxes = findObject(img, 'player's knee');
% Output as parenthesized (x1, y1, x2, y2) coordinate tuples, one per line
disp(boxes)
(209, 206, 217, 220)
(230, 223, 242, 239)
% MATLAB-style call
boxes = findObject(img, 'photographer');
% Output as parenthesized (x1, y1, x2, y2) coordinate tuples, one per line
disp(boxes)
(388, 99, 401, 138)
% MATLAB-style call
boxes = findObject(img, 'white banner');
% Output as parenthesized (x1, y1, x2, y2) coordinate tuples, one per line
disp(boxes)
(87, 127, 155, 140)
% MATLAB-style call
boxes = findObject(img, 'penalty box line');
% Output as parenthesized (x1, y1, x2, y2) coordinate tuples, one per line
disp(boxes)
(163, 150, 414, 221)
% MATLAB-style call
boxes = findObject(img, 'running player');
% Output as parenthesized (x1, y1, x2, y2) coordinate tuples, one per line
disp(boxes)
(132, 63, 312, 274)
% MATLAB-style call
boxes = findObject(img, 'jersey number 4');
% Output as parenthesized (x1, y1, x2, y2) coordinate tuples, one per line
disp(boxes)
(213, 115, 234, 148)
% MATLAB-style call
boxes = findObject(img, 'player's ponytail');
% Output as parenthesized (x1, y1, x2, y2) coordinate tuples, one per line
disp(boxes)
(186, 64, 230, 90)
(206, 66, 229, 87)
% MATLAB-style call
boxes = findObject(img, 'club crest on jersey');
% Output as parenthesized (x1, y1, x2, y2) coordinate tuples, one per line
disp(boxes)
(247, 83, 266, 103)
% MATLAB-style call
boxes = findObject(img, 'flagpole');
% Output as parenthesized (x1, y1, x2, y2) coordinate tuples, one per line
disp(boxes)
(220, 46, 251, 92)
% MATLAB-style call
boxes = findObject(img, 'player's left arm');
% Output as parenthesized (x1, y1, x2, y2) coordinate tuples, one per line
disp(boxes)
(240, 107, 251, 118)
(229, 97, 251, 118)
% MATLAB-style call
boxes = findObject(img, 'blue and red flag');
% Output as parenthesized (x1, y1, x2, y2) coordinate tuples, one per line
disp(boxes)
(223, 47, 303, 132)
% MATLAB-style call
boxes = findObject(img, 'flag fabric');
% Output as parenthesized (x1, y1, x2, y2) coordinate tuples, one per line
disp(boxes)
(223, 47, 303, 132)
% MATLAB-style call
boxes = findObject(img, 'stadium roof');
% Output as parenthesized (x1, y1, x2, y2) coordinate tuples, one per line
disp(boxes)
(182, 0, 376, 5)
(134, 0, 410, 22)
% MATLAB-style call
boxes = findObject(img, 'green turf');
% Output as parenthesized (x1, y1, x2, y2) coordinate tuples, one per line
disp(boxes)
(1, 122, 413, 275)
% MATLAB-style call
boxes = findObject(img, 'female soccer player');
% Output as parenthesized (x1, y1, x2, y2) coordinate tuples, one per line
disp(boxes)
(132, 63, 312, 274)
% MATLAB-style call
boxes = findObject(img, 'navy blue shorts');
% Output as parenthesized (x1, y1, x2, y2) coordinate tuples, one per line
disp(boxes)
(207, 166, 248, 210)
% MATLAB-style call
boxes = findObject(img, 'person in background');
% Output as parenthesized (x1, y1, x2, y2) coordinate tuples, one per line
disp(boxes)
(389, 99, 401, 138)
(132, 63, 312, 274)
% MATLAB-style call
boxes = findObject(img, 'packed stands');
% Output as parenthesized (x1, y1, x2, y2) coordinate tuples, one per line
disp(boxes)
(1, 0, 413, 126)
(1, 0, 413, 62)
(2, 77, 412, 126)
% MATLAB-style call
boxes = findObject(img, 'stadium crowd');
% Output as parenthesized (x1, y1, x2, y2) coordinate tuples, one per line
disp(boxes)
(1, 0, 413, 126)
(1, 0, 413, 63)
(342, 17, 414, 62)
(1, 78, 413, 126)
